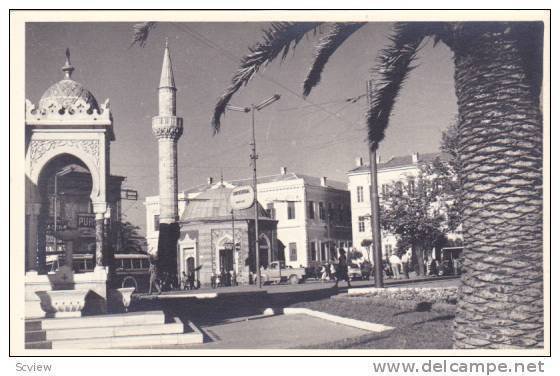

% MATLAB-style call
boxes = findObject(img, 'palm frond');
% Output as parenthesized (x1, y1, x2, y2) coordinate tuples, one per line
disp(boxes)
(367, 22, 437, 151)
(212, 22, 323, 134)
(130, 22, 157, 48)
(303, 22, 365, 97)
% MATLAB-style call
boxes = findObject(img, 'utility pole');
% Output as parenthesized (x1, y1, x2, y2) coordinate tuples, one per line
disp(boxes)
(226, 94, 281, 288)
(250, 106, 261, 287)
(366, 80, 384, 288)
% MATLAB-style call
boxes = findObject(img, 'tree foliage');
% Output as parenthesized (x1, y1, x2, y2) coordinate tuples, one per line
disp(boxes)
(380, 169, 450, 275)
(117, 221, 147, 254)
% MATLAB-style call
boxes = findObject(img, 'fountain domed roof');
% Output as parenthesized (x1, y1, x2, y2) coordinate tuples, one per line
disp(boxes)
(37, 48, 99, 113)
(38, 79, 99, 113)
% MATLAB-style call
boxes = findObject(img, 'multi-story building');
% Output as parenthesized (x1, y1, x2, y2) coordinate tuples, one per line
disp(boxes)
(347, 152, 455, 259)
(145, 167, 352, 269)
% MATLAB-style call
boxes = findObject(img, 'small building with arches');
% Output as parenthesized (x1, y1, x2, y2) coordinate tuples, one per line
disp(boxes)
(24, 50, 124, 317)
(176, 183, 278, 286)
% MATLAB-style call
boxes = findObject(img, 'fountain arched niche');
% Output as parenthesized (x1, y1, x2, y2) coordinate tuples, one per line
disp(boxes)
(26, 142, 108, 276)
(34, 153, 95, 275)
(25, 147, 111, 316)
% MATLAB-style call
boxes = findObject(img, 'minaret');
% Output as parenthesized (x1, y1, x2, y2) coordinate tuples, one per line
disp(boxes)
(152, 40, 183, 226)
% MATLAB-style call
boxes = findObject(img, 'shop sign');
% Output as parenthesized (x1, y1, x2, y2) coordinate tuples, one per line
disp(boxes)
(230, 185, 254, 210)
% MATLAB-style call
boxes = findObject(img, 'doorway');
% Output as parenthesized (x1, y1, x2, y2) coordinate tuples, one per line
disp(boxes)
(185, 256, 195, 274)
(219, 248, 234, 272)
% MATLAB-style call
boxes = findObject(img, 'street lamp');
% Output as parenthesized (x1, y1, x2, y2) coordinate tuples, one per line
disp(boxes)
(226, 94, 281, 288)
(53, 166, 74, 253)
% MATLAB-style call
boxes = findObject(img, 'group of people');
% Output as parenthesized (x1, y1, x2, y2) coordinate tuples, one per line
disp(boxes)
(210, 269, 237, 288)
(388, 249, 413, 279)
(181, 270, 200, 290)
(319, 261, 337, 282)
(425, 257, 461, 276)
(384, 248, 462, 279)
(148, 260, 203, 294)
(314, 249, 362, 288)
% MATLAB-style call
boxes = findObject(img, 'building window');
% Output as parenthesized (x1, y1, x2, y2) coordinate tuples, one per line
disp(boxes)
(319, 202, 325, 220)
(384, 244, 393, 257)
(358, 216, 365, 232)
(266, 202, 276, 219)
(395, 181, 404, 195)
(339, 204, 344, 222)
(289, 242, 297, 262)
(320, 242, 328, 261)
(287, 201, 296, 220)
(407, 179, 416, 194)
(381, 184, 390, 198)
(153, 214, 160, 231)
(308, 201, 315, 219)
(357, 186, 364, 202)
(310, 241, 317, 261)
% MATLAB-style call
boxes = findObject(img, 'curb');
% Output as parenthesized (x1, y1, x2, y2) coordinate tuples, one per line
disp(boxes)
(276, 307, 394, 333)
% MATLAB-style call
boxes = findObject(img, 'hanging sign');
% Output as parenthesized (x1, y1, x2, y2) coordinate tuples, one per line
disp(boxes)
(77, 213, 95, 238)
(230, 185, 255, 210)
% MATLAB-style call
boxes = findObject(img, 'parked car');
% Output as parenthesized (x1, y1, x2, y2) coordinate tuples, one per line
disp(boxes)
(258, 261, 306, 285)
(348, 263, 363, 280)
(360, 261, 373, 280)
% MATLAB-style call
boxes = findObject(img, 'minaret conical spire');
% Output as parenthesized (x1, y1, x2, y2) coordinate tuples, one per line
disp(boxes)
(159, 39, 176, 90)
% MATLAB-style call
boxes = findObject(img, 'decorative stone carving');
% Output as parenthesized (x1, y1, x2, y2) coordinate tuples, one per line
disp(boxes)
(28, 139, 100, 174)
(25, 97, 111, 123)
(108, 287, 136, 313)
(152, 116, 183, 140)
(211, 228, 243, 273)
(36, 289, 90, 318)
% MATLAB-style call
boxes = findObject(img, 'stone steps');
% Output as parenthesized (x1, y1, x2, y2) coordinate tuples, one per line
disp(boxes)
(39, 310, 165, 330)
(24, 311, 204, 349)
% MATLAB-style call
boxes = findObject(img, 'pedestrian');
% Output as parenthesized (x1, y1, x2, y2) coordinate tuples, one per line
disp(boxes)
(389, 252, 401, 279)
(428, 257, 437, 276)
(148, 260, 161, 295)
(334, 248, 351, 288)
(453, 258, 460, 275)
(216, 271, 222, 288)
(320, 264, 329, 282)
(181, 271, 188, 290)
(211, 271, 216, 289)
(220, 268, 227, 287)
(401, 249, 411, 279)
(231, 269, 237, 286)
(188, 270, 195, 290)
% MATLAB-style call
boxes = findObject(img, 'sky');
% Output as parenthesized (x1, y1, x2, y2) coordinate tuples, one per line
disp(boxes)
(25, 22, 457, 234)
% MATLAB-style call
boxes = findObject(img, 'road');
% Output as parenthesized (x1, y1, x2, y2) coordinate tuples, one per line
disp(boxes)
(137, 274, 460, 301)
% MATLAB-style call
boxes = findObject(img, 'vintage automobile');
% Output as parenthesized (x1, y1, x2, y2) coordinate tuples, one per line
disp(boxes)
(348, 263, 363, 280)
(257, 261, 306, 285)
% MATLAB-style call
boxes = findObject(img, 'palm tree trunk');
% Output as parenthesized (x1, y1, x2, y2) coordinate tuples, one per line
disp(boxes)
(452, 26, 543, 348)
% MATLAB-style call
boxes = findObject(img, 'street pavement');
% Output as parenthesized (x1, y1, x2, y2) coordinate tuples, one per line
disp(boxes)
(132, 275, 460, 349)
(186, 314, 369, 349)
(139, 274, 460, 299)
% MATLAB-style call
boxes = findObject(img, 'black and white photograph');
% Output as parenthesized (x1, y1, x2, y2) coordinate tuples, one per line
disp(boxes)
(9, 9, 550, 357)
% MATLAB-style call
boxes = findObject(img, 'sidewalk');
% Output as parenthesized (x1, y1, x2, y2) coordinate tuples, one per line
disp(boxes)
(135, 273, 460, 300)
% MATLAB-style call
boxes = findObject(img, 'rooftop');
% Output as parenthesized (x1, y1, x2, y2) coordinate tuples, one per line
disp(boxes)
(348, 152, 451, 174)
(180, 171, 347, 197)
(180, 184, 271, 222)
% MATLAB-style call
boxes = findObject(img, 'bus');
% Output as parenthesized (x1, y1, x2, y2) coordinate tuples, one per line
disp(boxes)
(46, 253, 151, 292)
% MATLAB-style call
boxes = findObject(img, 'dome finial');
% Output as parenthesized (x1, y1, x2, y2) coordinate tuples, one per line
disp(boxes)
(62, 48, 75, 79)
(165, 37, 169, 49)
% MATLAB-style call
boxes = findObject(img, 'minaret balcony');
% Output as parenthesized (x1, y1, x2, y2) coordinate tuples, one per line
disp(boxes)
(152, 116, 183, 140)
